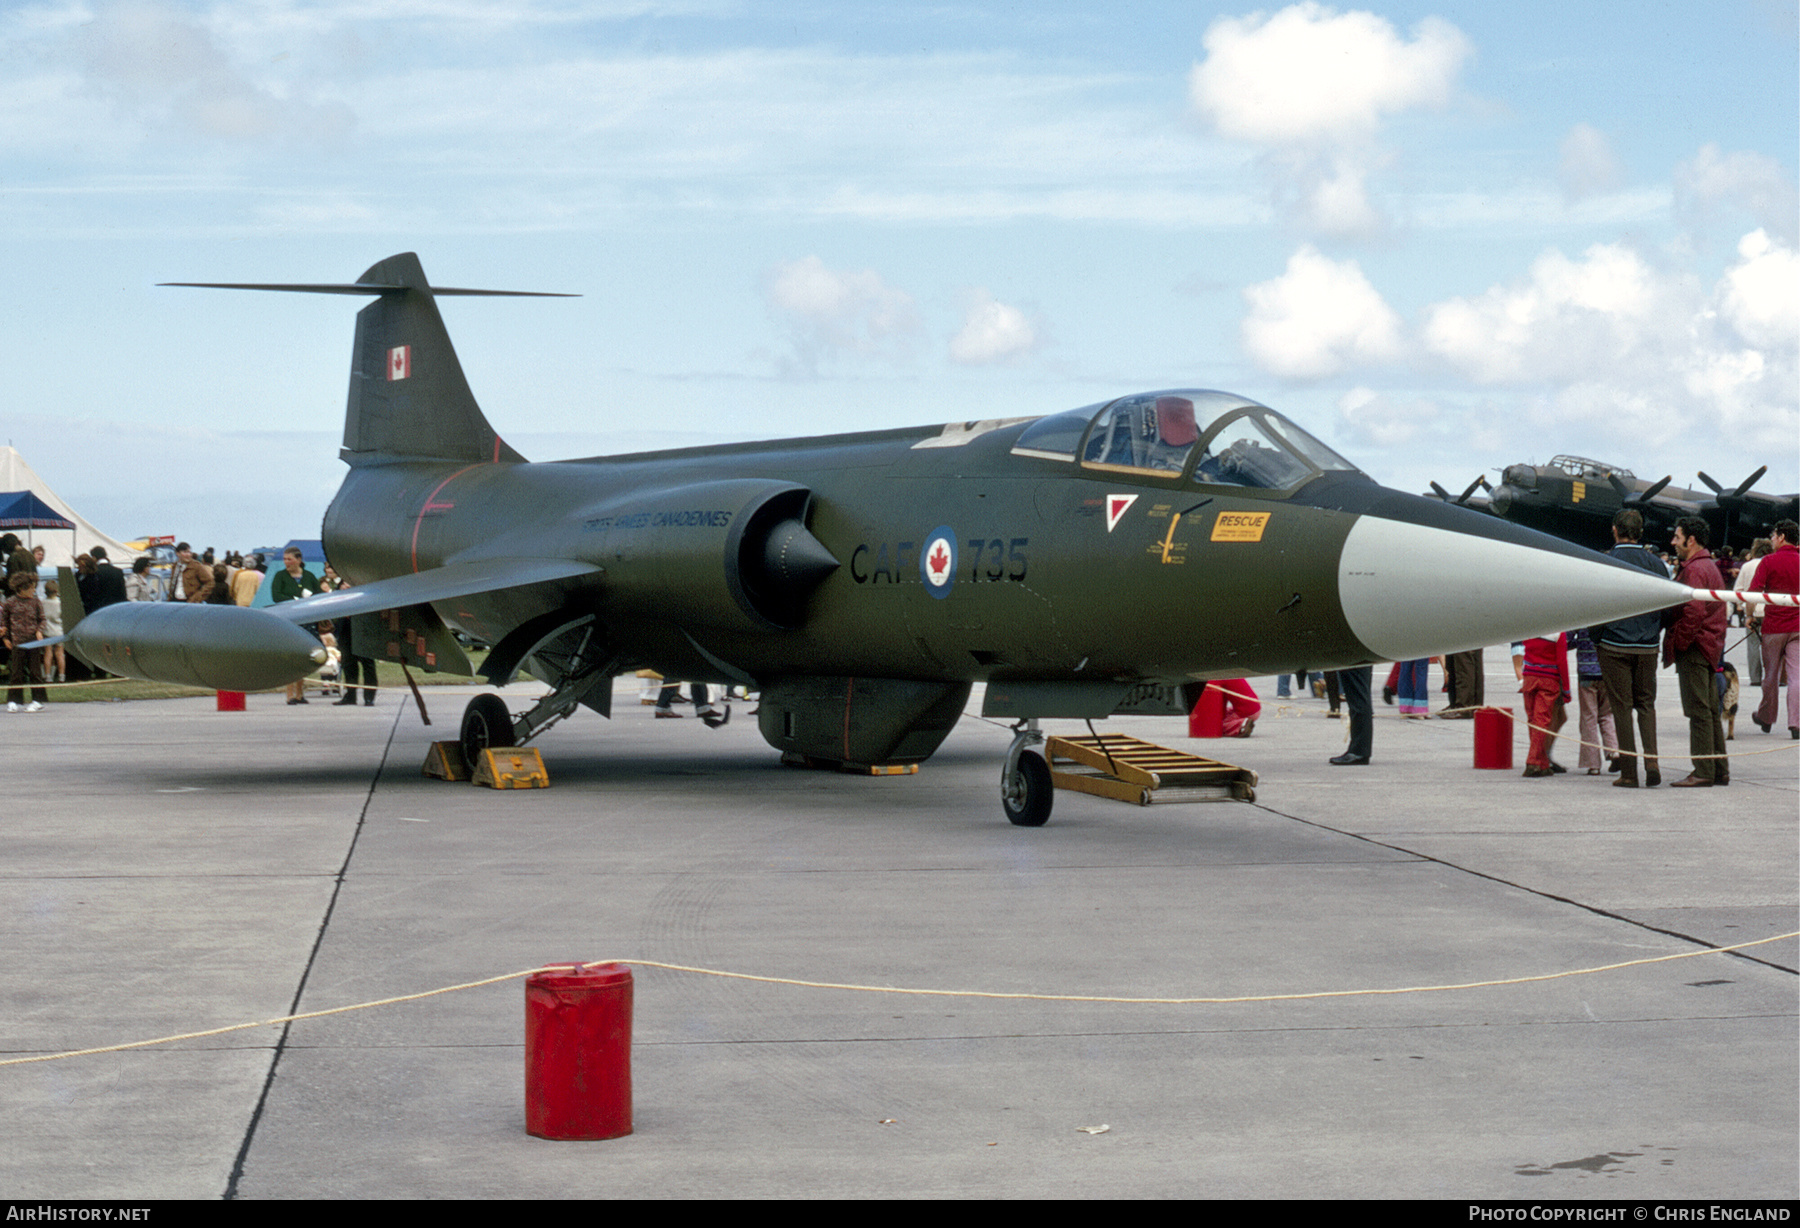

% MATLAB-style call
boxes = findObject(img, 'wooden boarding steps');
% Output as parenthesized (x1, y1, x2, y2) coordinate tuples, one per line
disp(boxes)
(1045, 734, 1257, 806)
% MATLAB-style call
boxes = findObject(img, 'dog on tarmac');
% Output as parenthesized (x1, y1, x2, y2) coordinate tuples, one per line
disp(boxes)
(1722, 661, 1740, 740)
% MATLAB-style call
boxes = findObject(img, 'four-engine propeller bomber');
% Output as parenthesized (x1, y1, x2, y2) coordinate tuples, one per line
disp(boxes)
(49, 254, 1718, 824)
(1429, 457, 1797, 554)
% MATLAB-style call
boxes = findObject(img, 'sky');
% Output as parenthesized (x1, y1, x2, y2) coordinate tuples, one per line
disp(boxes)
(1, 0, 1795, 552)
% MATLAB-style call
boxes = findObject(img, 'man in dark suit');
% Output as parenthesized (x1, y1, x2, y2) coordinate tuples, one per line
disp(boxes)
(1330, 665, 1374, 765)
(87, 547, 129, 610)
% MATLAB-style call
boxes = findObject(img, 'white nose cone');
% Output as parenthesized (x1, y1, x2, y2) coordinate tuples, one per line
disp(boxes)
(1338, 516, 1687, 660)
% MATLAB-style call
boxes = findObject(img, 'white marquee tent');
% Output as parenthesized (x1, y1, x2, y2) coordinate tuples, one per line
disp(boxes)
(0, 447, 139, 568)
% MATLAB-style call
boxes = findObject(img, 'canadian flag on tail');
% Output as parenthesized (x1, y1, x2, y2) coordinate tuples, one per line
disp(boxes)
(387, 345, 411, 381)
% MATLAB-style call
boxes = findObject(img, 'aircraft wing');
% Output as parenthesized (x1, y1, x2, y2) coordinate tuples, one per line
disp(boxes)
(264, 557, 602, 625)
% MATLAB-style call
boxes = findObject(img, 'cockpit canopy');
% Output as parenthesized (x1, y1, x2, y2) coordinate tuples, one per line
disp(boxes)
(1011, 389, 1360, 490)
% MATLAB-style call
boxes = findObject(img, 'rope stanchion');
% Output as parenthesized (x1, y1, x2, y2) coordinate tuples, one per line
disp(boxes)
(6, 933, 1794, 1068)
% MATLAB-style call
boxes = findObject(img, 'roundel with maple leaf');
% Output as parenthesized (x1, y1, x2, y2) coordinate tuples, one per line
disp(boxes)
(920, 526, 957, 598)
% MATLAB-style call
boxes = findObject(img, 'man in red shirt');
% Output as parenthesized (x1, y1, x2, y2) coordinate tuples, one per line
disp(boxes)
(1665, 517, 1728, 787)
(1751, 519, 1798, 739)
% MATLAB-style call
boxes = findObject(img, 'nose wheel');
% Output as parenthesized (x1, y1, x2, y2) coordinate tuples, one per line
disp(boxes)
(1001, 719, 1052, 827)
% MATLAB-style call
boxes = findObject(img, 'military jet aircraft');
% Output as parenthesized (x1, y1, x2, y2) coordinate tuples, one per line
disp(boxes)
(1435, 457, 1797, 554)
(52, 254, 1710, 826)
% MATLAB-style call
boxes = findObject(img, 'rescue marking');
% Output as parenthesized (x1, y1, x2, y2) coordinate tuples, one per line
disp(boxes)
(1105, 494, 1137, 532)
(1211, 511, 1271, 542)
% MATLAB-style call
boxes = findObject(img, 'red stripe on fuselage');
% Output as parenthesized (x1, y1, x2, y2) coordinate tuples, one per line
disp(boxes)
(410, 463, 484, 573)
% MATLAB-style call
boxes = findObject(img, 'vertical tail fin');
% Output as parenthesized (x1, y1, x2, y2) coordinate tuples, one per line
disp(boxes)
(340, 253, 528, 467)
(162, 252, 576, 467)
(57, 565, 85, 632)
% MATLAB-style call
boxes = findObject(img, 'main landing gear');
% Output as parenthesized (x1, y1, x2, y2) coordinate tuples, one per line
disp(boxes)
(1001, 718, 1053, 827)
(457, 617, 618, 767)
(460, 693, 516, 765)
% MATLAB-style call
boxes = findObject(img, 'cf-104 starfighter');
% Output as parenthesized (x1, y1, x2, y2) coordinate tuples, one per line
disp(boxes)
(52, 254, 1708, 825)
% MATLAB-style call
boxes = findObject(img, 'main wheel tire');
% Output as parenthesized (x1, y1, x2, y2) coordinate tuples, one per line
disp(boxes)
(1002, 749, 1053, 827)
(460, 693, 516, 765)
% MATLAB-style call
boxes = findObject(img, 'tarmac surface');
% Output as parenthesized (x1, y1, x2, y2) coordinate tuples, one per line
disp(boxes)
(4, 649, 1795, 1200)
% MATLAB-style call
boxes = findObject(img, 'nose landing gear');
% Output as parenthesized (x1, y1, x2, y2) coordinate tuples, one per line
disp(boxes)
(1001, 718, 1052, 827)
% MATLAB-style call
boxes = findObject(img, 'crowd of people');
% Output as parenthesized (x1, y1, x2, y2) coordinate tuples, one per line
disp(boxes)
(1242, 509, 1798, 787)
(0, 538, 379, 710)
(1543, 509, 1798, 788)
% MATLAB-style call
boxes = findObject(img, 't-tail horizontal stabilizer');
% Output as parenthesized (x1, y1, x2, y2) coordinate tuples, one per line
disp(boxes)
(161, 253, 577, 469)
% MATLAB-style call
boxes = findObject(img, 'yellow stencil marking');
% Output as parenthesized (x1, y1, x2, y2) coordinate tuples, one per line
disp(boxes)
(1211, 511, 1271, 542)
(1157, 514, 1185, 564)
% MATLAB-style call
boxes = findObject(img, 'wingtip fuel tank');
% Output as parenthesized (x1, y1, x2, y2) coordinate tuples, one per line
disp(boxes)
(65, 603, 327, 693)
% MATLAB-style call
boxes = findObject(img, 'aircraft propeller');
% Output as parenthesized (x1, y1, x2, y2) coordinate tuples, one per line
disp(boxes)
(1696, 466, 1770, 551)
(1428, 475, 1489, 507)
(1695, 466, 1767, 501)
(1606, 472, 1673, 508)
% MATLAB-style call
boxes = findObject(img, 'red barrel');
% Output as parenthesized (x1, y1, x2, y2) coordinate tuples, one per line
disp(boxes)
(1473, 706, 1514, 770)
(524, 962, 633, 1140)
(216, 691, 246, 712)
(1188, 684, 1225, 737)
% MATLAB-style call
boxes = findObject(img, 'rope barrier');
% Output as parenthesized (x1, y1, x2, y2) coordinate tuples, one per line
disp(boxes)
(1691, 588, 1797, 607)
(1413, 703, 1800, 761)
(6, 932, 1793, 1068)
(1508, 714, 1799, 761)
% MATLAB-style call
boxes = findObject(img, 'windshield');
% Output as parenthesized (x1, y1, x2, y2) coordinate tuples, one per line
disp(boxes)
(1011, 388, 1362, 490)
(1080, 393, 1203, 474)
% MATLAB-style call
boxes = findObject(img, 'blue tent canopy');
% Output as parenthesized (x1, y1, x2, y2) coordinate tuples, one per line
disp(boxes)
(0, 491, 76, 531)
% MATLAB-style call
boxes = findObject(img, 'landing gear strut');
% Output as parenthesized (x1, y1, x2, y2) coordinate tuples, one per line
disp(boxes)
(458, 617, 619, 765)
(1001, 718, 1052, 827)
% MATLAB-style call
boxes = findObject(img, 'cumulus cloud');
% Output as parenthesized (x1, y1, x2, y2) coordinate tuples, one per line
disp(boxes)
(948, 289, 1038, 365)
(1189, 4, 1470, 235)
(1675, 144, 1799, 244)
(1717, 229, 1800, 351)
(1336, 386, 1440, 447)
(1557, 123, 1624, 202)
(1258, 149, 1384, 236)
(1189, 3, 1469, 143)
(763, 255, 919, 369)
(77, 0, 352, 143)
(1420, 242, 1672, 386)
(1418, 232, 1798, 454)
(1241, 245, 1404, 379)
